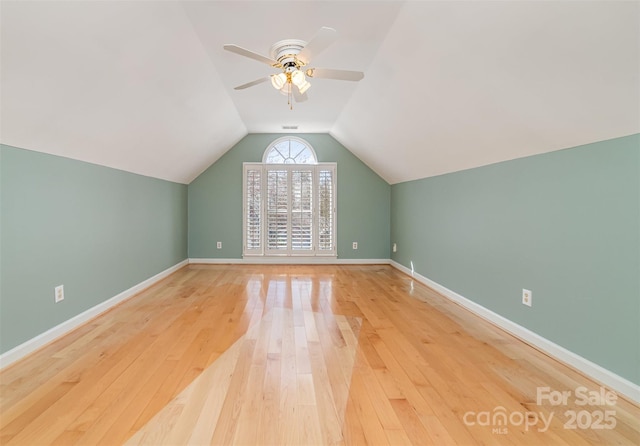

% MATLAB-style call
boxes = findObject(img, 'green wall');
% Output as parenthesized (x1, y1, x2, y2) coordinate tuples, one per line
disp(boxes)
(188, 134, 390, 260)
(390, 134, 640, 385)
(0, 145, 188, 354)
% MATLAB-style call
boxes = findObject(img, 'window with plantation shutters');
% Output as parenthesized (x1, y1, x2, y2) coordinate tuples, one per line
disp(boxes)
(243, 137, 336, 258)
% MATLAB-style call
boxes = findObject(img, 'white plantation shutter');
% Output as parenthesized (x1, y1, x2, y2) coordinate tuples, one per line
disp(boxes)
(291, 170, 313, 252)
(266, 170, 289, 253)
(243, 138, 336, 258)
(317, 167, 335, 254)
(243, 165, 263, 255)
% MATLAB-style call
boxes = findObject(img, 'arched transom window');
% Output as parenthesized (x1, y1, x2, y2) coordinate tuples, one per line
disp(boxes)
(263, 136, 317, 164)
(243, 137, 336, 258)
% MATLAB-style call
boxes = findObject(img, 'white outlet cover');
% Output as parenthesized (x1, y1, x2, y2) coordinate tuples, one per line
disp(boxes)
(352, 242, 358, 249)
(216, 241, 222, 249)
(522, 289, 532, 307)
(55, 285, 64, 303)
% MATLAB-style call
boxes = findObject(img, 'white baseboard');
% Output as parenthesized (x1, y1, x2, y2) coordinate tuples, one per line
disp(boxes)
(389, 260, 640, 404)
(189, 258, 245, 264)
(334, 258, 390, 265)
(190, 257, 391, 265)
(0, 259, 189, 370)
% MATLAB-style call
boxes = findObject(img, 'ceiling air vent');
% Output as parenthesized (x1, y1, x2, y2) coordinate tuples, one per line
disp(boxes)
(282, 125, 298, 130)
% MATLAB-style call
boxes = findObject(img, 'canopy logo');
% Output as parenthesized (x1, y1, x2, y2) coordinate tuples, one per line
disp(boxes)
(462, 406, 552, 434)
(463, 386, 618, 435)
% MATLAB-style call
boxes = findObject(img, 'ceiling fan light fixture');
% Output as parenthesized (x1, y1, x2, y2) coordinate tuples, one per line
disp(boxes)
(279, 83, 291, 96)
(298, 80, 311, 94)
(271, 72, 287, 90)
(224, 27, 363, 109)
(290, 69, 306, 87)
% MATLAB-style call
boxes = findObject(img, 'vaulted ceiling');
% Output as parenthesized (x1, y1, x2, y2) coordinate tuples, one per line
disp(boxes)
(2, 1, 638, 184)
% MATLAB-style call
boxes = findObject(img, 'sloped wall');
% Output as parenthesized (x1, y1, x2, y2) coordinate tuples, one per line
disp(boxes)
(0, 144, 188, 354)
(390, 134, 639, 385)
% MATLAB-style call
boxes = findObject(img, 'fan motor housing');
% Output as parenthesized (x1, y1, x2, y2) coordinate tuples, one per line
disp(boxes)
(270, 39, 307, 70)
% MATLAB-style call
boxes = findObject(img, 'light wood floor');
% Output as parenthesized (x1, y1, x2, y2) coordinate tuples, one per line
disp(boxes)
(1, 265, 638, 445)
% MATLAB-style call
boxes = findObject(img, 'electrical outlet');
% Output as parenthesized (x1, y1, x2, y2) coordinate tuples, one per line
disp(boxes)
(216, 241, 222, 249)
(392, 243, 397, 253)
(352, 242, 358, 250)
(55, 285, 64, 303)
(522, 289, 532, 307)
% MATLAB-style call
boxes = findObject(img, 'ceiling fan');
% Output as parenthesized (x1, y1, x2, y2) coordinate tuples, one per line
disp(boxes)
(223, 27, 364, 108)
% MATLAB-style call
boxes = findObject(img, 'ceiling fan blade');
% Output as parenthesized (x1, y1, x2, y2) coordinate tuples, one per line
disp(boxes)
(293, 87, 308, 103)
(223, 44, 280, 67)
(306, 68, 364, 82)
(234, 77, 270, 90)
(297, 27, 337, 65)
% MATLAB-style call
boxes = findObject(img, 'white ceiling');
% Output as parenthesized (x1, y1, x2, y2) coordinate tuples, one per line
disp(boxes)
(1, 1, 638, 185)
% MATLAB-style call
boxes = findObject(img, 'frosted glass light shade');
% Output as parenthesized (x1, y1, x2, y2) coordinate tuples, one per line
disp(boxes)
(279, 83, 290, 96)
(298, 81, 311, 94)
(291, 70, 306, 87)
(271, 73, 287, 90)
